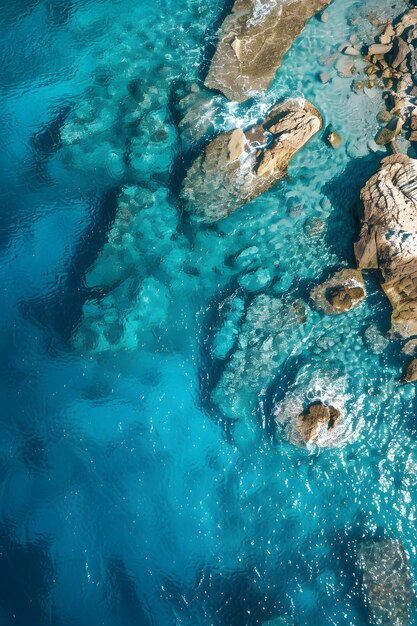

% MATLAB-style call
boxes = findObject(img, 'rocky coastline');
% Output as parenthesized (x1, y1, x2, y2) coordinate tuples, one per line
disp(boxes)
(182, 99, 322, 221)
(205, 0, 333, 101)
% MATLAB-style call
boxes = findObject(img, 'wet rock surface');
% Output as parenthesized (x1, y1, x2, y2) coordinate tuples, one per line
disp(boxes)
(311, 269, 366, 315)
(274, 364, 356, 449)
(297, 402, 341, 446)
(355, 155, 417, 338)
(358, 539, 414, 626)
(205, 0, 333, 102)
(402, 357, 417, 383)
(182, 99, 322, 222)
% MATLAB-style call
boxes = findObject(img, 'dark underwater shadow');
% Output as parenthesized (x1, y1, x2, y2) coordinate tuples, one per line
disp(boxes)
(0, 529, 55, 626)
(25, 104, 72, 189)
(197, 278, 249, 440)
(19, 188, 119, 349)
(322, 152, 383, 266)
(105, 557, 152, 626)
(161, 563, 291, 626)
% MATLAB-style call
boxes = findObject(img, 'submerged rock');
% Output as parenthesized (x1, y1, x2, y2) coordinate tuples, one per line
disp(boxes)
(364, 325, 389, 354)
(355, 155, 417, 338)
(182, 99, 322, 222)
(211, 294, 308, 421)
(311, 269, 366, 315)
(205, 0, 333, 102)
(358, 539, 414, 626)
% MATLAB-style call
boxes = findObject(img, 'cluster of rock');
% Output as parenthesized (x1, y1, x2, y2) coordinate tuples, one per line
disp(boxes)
(358, 539, 415, 626)
(361, 8, 417, 149)
(181, 99, 322, 221)
(205, 0, 333, 102)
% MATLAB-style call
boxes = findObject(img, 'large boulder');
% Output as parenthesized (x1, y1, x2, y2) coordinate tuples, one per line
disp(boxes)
(205, 0, 333, 102)
(181, 99, 322, 222)
(274, 364, 356, 449)
(358, 539, 414, 626)
(311, 269, 366, 315)
(355, 155, 417, 338)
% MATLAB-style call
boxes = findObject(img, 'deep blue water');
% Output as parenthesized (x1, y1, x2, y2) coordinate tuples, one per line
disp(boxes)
(2, 0, 417, 624)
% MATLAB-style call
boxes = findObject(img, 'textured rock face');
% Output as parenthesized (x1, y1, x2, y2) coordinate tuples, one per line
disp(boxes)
(311, 269, 366, 315)
(358, 539, 414, 626)
(182, 99, 322, 222)
(402, 358, 417, 384)
(355, 155, 417, 338)
(297, 402, 340, 445)
(205, 0, 333, 102)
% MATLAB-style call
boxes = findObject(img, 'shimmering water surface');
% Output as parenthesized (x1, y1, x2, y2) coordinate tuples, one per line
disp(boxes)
(2, 0, 417, 624)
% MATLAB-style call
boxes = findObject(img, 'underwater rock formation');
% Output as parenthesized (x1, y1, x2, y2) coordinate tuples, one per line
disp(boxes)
(205, 0, 333, 102)
(73, 185, 183, 353)
(358, 539, 414, 626)
(182, 99, 322, 222)
(355, 155, 417, 338)
(211, 294, 307, 421)
(274, 364, 356, 449)
(311, 269, 366, 315)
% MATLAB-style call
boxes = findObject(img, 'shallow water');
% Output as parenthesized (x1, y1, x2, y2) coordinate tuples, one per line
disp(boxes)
(2, 0, 417, 624)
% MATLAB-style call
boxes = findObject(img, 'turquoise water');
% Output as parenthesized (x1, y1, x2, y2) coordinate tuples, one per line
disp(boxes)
(2, 0, 417, 624)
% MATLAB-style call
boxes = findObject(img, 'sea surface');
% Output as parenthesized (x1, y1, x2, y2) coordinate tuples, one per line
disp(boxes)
(1, 0, 417, 624)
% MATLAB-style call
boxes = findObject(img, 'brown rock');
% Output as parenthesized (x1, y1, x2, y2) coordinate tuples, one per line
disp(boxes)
(355, 155, 417, 337)
(377, 109, 391, 124)
(402, 358, 417, 383)
(368, 43, 393, 56)
(402, 338, 417, 355)
(327, 130, 342, 148)
(391, 36, 411, 69)
(311, 269, 366, 315)
(182, 99, 322, 222)
(297, 402, 341, 445)
(330, 286, 365, 312)
(205, 0, 333, 102)
(228, 128, 246, 161)
(375, 116, 404, 145)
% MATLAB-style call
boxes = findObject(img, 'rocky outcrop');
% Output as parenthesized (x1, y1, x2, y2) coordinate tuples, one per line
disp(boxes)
(355, 155, 417, 338)
(358, 539, 414, 626)
(182, 99, 322, 222)
(402, 358, 417, 383)
(311, 269, 366, 315)
(205, 0, 333, 102)
(274, 364, 355, 449)
(297, 402, 341, 445)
